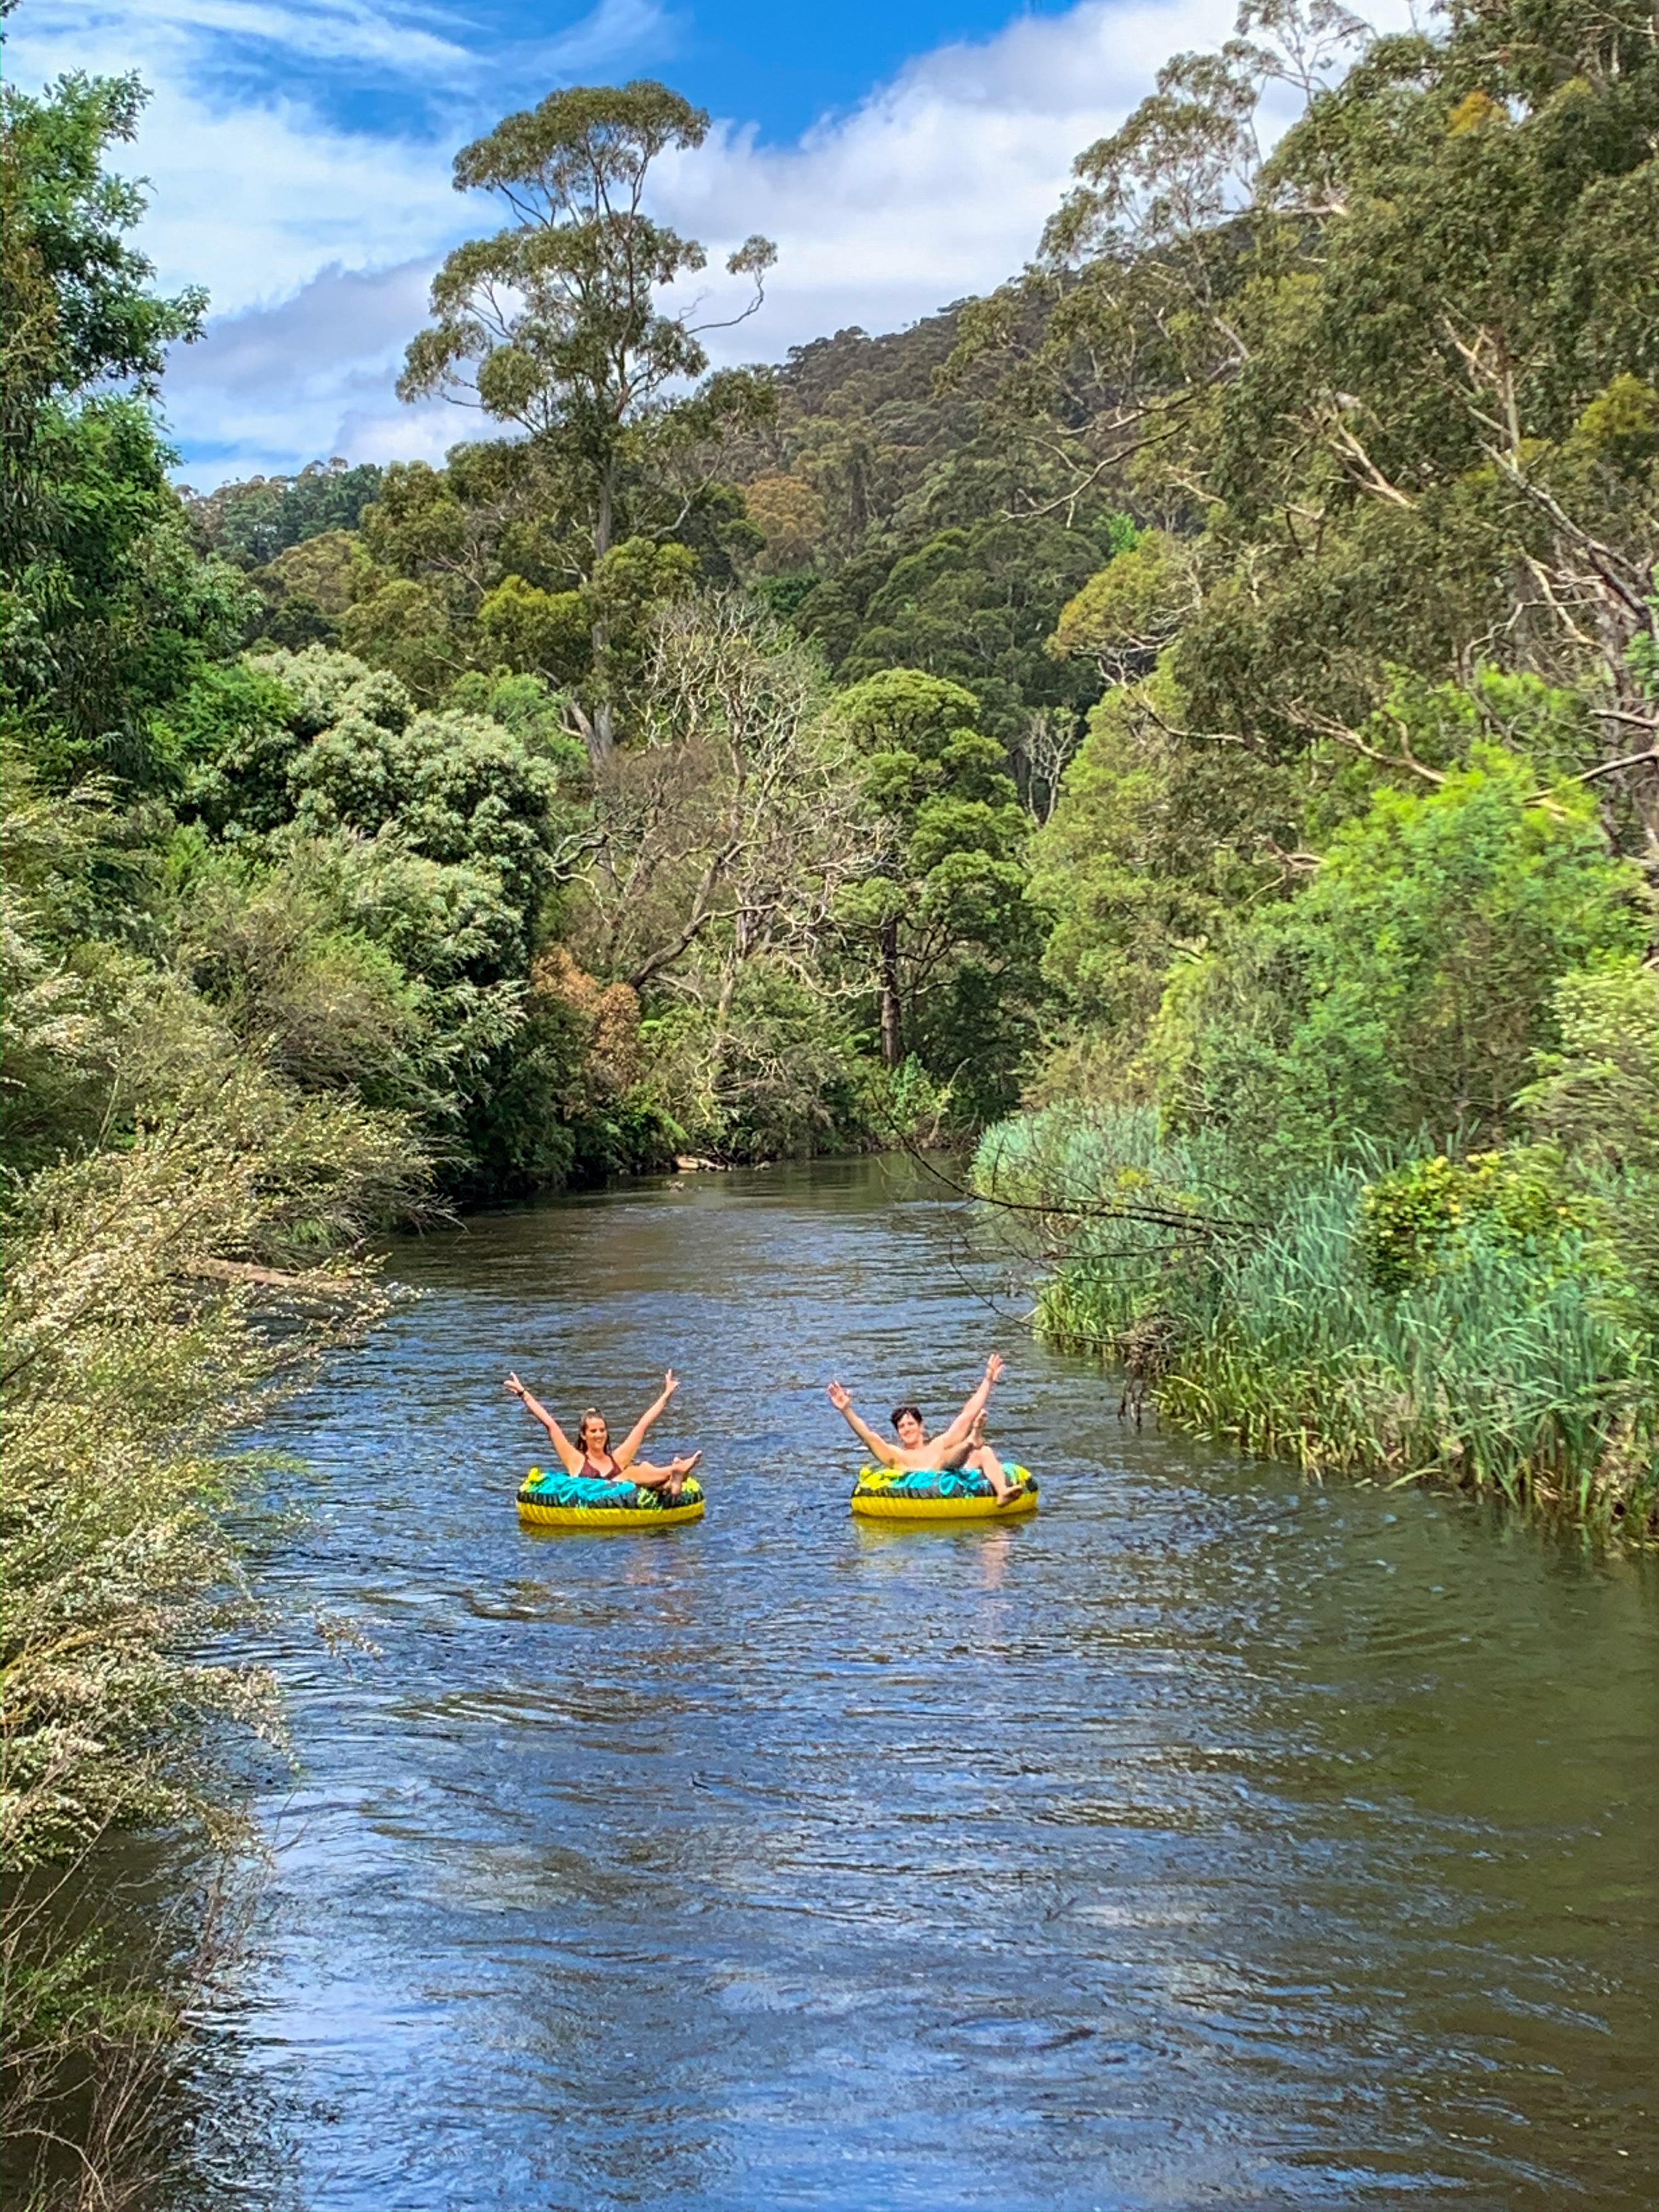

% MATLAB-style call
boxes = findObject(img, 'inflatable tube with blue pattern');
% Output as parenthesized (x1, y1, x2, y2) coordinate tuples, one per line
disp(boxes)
(516, 1467, 705, 1528)
(849, 1463, 1038, 1520)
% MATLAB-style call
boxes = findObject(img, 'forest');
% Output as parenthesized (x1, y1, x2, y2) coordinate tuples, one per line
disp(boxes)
(1, 0, 1656, 2194)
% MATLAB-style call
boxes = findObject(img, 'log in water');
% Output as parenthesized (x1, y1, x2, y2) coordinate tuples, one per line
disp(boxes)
(222, 1157, 1658, 2209)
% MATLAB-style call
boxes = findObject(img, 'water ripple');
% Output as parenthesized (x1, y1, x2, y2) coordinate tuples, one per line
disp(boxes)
(214, 1161, 1659, 2211)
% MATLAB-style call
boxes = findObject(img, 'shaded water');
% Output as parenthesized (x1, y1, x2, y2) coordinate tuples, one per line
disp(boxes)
(221, 1158, 1658, 2209)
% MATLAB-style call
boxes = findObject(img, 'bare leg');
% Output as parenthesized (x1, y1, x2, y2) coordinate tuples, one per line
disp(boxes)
(933, 1418, 977, 1471)
(631, 1450, 702, 1502)
(963, 1420, 1022, 1504)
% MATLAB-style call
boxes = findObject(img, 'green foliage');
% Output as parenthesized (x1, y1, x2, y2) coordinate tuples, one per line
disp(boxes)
(0, 73, 251, 780)
(1153, 746, 1646, 1155)
(186, 645, 567, 905)
(1520, 958, 1659, 1174)
(1163, 1182, 1658, 1534)
(317, 441, 742, 732)
(1048, 526, 1181, 680)
(1027, 657, 1297, 1039)
(1355, 1147, 1597, 1296)
(397, 80, 775, 759)
(186, 458, 384, 564)
(169, 836, 512, 1132)
(955, 0, 1658, 1042)
(159, 646, 603, 1193)
(0, 745, 435, 2112)
(752, 572, 820, 619)
(0, 71, 203, 395)
(633, 964, 876, 1163)
(459, 668, 588, 775)
(449, 1005, 584, 1196)
(0, 1092, 413, 2200)
(993, 0, 1659, 760)
(749, 315, 980, 561)
(833, 668, 1043, 1118)
(582, 534, 699, 710)
(1, 1111, 399, 1869)
(977, 1103, 1658, 1536)
(476, 573, 591, 684)
(1519, 958, 1659, 1300)
(800, 515, 1114, 737)
(1, 759, 142, 1179)
(337, 575, 466, 703)
(555, 595, 885, 1158)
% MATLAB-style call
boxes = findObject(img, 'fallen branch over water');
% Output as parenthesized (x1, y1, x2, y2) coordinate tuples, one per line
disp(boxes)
(179, 1256, 369, 1303)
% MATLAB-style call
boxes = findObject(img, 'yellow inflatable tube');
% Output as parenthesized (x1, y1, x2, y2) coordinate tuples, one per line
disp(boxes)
(516, 1469, 705, 1529)
(849, 1465, 1039, 1521)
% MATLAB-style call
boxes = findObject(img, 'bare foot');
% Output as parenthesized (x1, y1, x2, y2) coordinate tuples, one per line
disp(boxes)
(666, 1449, 701, 1501)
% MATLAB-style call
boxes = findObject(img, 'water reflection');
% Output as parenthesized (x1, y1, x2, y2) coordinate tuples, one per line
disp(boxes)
(220, 1158, 1659, 2211)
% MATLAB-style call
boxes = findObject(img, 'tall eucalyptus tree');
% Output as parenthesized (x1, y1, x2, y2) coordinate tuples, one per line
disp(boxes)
(400, 80, 775, 756)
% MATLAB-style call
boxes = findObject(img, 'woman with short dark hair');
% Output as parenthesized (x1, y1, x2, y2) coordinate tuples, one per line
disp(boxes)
(826, 1352, 1023, 1503)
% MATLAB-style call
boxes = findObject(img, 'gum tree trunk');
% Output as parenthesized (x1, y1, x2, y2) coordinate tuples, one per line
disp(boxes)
(879, 916, 903, 1067)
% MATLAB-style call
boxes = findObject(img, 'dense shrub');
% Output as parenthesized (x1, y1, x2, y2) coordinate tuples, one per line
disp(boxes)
(977, 1103, 1658, 1536)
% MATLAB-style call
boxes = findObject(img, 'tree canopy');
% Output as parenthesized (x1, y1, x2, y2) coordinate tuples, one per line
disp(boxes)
(398, 80, 776, 758)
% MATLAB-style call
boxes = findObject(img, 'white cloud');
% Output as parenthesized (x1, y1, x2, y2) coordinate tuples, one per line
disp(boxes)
(7, 9, 459, 318)
(656, 0, 1250, 358)
(6, 0, 1406, 484)
(78, 0, 482, 78)
(27, 0, 668, 88)
(163, 259, 457, 482)
(658, 0, 1415, 360)
(5, 0, 674, 315)
(548, 0, 674, 74)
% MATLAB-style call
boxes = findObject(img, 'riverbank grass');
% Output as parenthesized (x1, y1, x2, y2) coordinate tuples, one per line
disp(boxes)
(977, 1106, 1658, 1539)
(0, 1108, 397, 2207)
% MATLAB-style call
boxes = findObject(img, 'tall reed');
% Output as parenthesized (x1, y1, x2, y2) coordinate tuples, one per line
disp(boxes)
(976, 1105, 1658, 1539)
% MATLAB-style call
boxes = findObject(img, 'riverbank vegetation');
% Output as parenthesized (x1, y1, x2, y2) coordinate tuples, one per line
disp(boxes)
(968, 0, 1658, 1536)
(1, 0, 1654, 2193)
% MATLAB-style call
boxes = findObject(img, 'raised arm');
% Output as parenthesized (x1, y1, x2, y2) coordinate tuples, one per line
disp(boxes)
(827, 1380, 900, 1465)
(613, 1370, 680, 1470)
(931, 1352, 1005, 1457)
(504, 1373, 582, 1475)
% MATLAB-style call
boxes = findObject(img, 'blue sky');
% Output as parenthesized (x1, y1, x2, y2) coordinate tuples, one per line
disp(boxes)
(181, 0, 1090, 145)
(10, 0, 1277, 483)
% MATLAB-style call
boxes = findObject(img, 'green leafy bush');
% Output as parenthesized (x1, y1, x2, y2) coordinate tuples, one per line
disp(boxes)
(977, 1102, 1658, 1538)
(1354, 1148, 1597, 1296)
(1520, 960, 1659, 1301)
(1153, 748, 1647, 1157)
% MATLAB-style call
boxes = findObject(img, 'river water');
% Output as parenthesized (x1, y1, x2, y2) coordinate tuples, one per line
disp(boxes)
(218, 1157, 1658, 2211)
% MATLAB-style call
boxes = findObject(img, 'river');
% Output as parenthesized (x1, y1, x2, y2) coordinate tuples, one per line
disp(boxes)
(214, 1157, 1658, 2210)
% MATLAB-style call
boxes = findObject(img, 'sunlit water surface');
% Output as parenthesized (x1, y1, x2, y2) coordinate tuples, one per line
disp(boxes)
(212, 1159, 1658, 2209)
